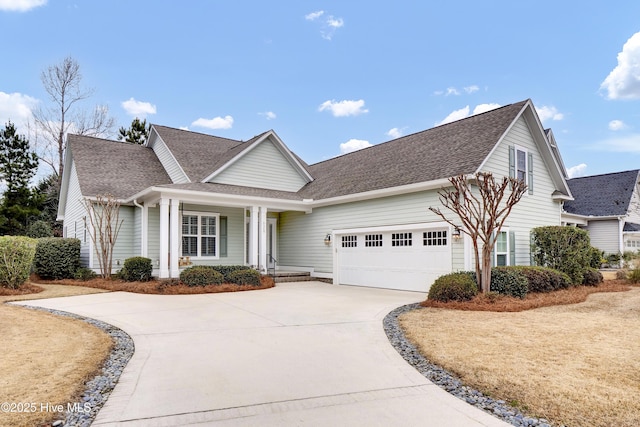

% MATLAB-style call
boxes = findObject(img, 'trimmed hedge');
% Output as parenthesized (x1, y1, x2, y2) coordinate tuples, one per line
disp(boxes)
(227, 269, 261, 286)
(210, 265, 249, 282)
(428, 272, 478, 302)
(120, 257, 152, 282)
(582, 267, 603, 286)
(74, 267, 97, 281)
(0, 236, 37, 289)
(505, 266, 572, 293)
(180, 266, 224, 287)
(490, 268, 528, 299)
(33, 238, 81, 279)
(531, 226, 592, 284)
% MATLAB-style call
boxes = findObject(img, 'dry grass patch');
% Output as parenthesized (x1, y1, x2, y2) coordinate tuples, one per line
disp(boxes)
(0, 305, 112, 427)
(400, 283, 640, 427)
(31, 274, 275, 294)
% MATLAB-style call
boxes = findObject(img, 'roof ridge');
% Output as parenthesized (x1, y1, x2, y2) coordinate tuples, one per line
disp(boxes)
(568, 169, 640, 181)
(151, 124, 246, 143)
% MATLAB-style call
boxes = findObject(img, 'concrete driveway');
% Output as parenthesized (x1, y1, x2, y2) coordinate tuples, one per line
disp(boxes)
(19, 282, 508, 427)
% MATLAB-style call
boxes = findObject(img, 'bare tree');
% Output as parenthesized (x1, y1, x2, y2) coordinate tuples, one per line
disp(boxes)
(429, 172, 528, 293)
(82, 194, 123, 279)
(32, 57, 115, 188)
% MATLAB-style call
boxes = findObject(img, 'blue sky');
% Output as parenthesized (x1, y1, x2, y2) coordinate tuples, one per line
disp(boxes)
(1, 1, 640, 180)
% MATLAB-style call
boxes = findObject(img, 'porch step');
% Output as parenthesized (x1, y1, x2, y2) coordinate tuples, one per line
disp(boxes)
(271, 271, 315, 283)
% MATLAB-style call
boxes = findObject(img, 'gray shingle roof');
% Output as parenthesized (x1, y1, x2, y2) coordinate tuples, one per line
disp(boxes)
(624, 222, 640, 232)
(68, 134, 172, 199)
(298, 100, 528, 199)
(564, 170, 640, 216)
(155, 182, 303, 200)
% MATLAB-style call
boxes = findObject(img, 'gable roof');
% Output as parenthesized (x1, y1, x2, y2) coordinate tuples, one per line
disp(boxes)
(298, 100, 529, 199)
(564, 169, 640, 217)
(68, 134, 171, 199)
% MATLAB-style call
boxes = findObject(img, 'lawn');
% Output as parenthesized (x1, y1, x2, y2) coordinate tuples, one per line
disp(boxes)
(400, 280, 640, 427)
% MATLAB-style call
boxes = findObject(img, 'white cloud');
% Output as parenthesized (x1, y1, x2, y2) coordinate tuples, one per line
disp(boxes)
(445, 87, 460, 96)
(0, 91, 38, 130)
(386, 127, 404, 139)
(259, 111, 276, 120)
(600, 32, 640, 100)
(436, 106, 470, 125)
(472, 103, 500, 115)
(179, 126, 190, 131)
(191, 115, 234, 130)
(595, 134, 640, 153)
(318, 99, 368, 117)
(306, 10, 344, 40)
(609, 119, 626, 131)
(305, 10, 324, 21)
(567, 163, 587, 178)
(0, 0, 46, 12)
(121, 97, 157, 118)
(536, 105, 564, 123)
(340, 139, 371, 154)
(464, 85, 479, 94)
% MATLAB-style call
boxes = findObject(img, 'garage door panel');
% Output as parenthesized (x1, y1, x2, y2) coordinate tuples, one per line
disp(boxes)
(337, 226, 452, 293)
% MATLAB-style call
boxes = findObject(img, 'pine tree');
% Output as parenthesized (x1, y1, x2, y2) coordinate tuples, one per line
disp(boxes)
(0, 122, 41, 235)
(118, 117, 150, 145)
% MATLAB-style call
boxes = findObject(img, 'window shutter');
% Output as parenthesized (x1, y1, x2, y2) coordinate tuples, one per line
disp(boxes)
(509, 231, 516, 266)
(220, 216, 227, 257)
(508, 145, 515, 179)
(528, 153, 534, 194)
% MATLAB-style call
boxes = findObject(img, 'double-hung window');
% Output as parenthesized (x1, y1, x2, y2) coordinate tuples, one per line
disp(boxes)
(182, 212, 219, 258)
(495, 231, 508, 266)
(509, 145, 533, 194)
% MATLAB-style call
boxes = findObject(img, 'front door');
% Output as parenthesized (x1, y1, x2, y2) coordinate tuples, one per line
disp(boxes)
(267, 218, 277, 269)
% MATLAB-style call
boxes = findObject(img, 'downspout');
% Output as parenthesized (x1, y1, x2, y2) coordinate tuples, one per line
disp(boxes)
(619, 216, 625, 268)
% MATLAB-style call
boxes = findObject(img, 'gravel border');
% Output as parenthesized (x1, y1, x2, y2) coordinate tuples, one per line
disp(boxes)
(19, 305, 135, 427)
(384, 303, 553, 427)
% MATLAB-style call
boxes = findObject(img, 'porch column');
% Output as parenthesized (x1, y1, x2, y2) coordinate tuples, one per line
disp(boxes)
(159, 198, 169, 278)
(259, 206, 267, 273)
(249, 206, 259, 268)
(170, 198, 180, 278)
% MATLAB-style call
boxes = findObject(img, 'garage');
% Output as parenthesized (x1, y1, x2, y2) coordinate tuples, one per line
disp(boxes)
(334, 223, 453, 292)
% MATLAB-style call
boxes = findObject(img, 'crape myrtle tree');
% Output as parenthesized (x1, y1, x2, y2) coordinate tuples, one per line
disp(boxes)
(0, 121, 41, 235)
(32, 56, 115, 190)
(429, 172, 528, 293)
(82, 194, 123, 279)
(118, 117, 150, 145)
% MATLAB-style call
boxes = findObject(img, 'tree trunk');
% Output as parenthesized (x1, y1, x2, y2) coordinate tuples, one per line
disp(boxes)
(480, 244, 493, 293)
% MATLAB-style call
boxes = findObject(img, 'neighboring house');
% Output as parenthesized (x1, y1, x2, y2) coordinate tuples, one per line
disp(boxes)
(562, 169, 640, 256)
(57, 99, 572, 292)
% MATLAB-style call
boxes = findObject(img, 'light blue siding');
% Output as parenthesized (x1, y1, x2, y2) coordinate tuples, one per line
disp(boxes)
(210, 139, 308, 191)
(151, 135, 189, 183)
(62, 163, 91, 266)
(147, 206, 160, 266)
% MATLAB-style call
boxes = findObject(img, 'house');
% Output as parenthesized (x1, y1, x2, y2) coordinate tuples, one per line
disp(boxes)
(57, 99, 572, 292)
(562, 169, 640, 256)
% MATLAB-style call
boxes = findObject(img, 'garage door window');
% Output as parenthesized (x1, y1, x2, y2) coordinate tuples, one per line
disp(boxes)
(341, 235, 357, 247)
(392, 232, 412, 247)
(365, 234, 383, 247)
(423, 230, 447, 246)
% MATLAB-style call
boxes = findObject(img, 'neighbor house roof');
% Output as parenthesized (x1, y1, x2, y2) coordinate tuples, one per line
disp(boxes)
(624, 222, 640, 232)
(68, 134, 172, 199)
(298, 100, 529, 199)
(564, 169, 640, 217)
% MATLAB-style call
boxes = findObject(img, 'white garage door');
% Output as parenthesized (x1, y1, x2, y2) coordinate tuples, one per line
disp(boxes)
(336, 225, 452, 292)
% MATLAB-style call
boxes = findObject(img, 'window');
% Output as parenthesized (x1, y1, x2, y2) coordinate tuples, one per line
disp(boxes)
(392, 232, 412, 247)
(509, 145, 533, 194)
(423, 230, 447, 246)
(516, 149, 527, 183)
(495, 231, 508, 266)
(341, 235, 357, 247)
(182, 212, 219, 257)
(365, 234, 383, 247)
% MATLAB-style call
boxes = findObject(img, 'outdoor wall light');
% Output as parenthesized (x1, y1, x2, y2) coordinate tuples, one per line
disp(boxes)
(452, 227, 462, 241)
(324, 234, 332, 245)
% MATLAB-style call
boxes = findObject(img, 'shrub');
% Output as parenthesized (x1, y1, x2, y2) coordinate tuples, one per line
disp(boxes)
(506, 266, 572, 293)
(587, 247, 604, 269)
(582, 268, 603, 286)
(531, 226, 592, 284)
(628, 268, 640, 284)
(33, 238, 81, 279)
(226, 268, 261, 286)
(180, 266, 224, 287)
(490, 268, 528, 299)
(605, 252, 621, 267)
(428, 272, 478, 302)
(0, 236, 37, 289)
(74, 267, 97, 281)
(210, 265, 249, 281)
(26, 220, 53, 238)
(616, 269, 628, 280)
(120, 257, 152, 282)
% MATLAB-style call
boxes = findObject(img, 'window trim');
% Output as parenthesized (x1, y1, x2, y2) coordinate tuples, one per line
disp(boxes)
(495, 230, 509, 267)
(181, 211, 220, 259)
(510, 145, 533, 195)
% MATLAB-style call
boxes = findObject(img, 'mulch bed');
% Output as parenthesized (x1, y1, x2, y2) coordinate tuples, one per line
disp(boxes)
(0, 283, 45, 296)
(29, 274, 275, 295)
(421, 280, 633, 312)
